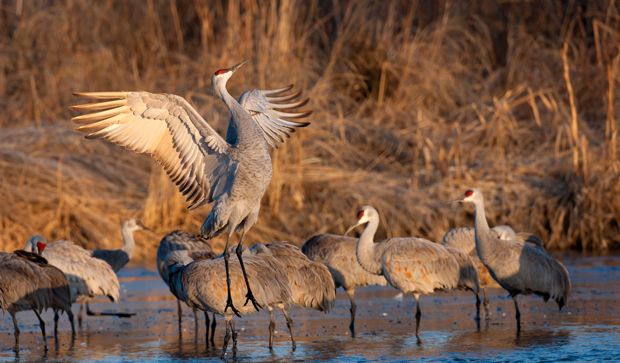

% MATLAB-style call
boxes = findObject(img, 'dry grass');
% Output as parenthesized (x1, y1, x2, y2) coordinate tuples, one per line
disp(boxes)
(1, 0, 619, 262)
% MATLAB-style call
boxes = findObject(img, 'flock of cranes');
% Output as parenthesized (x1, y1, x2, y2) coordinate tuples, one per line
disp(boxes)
(1, 62, 572, 358)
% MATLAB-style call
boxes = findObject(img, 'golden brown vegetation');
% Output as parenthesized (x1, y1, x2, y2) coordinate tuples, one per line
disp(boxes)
(1, 0, 619, 262)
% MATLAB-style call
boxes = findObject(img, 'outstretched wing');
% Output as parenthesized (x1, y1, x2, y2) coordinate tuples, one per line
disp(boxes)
(226, 85, 312, 147)
(72, 92, 236, 209)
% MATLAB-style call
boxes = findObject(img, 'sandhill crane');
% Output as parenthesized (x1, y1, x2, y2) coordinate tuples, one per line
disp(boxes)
(166, 244, 291, 358)
(0, 250, 75, 351)
(250, 242, 335, 350)
(441, 226, 547, 318)
(71, 60, 312, 314)
(441, 225, 515, 316)
(25, 236, 123, 327)
(301, 234, 387, 337)
(346, 206, 481, 341)
(92, 218, 143, 272)
(156, 230, 218, 345)
(454, 188, 571, 332)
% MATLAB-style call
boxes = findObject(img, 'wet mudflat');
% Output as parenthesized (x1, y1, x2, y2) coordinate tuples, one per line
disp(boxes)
(1, 254, 619, 362)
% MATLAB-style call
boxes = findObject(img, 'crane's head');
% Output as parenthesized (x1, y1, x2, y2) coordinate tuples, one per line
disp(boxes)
(122, 218, 144, 233)
(25, 235, 47, 255)
(453, 188, 483, 204)
(211, 60, 249, 95)
(345, 205, 378, 235)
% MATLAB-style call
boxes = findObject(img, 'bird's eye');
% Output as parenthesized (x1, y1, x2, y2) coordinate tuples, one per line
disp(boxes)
(357, 210, 365, 218)
(214, 69, 228, 75)
(464, 190, 473, 197)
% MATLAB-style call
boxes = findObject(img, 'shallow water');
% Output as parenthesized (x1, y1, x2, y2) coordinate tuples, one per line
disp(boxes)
(1, 254, 619, 362)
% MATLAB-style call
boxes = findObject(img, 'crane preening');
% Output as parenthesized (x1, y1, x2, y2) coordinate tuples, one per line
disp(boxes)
(71, 60, 312, 315)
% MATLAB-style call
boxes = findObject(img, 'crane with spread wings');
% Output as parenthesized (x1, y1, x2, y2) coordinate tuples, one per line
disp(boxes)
(71, 60, 312, 315)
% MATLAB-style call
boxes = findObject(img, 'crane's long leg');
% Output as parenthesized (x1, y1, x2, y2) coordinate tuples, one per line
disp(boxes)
(221, 318, 231, 359)
(345, 288, 357, 338)
(177, 299, 183, 332)
(231, 319, 238, 358)
(268, 307, 275, 350)
(223, 229, 241, 317)
(204, 311, 210, 347)
(236, 230, 261, 311)
(512, 296, 521, 334)
(482, 287, 491, 320)
(413, 293, 422, 344)
(67, 309, 76, 339)
(280, 305, 296, 351)
(474, 292, 481, 331)
(192, 308, 199, 338)
(33, 309, 48, 351)
(10, 311, 20, 352)
(210, 313, 217, 347)
(54, 311, 59, 338)
(86, 302, 135, 318)
(78, 303, 84, 329)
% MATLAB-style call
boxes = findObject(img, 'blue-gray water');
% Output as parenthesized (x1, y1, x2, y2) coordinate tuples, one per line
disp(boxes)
(1, 254, 619, 362)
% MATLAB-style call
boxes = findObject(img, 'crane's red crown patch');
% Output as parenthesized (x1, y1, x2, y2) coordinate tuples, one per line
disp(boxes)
(464, 190, 474, 197)
(214, 69, 228, 75)
(36, 241, 47, 252)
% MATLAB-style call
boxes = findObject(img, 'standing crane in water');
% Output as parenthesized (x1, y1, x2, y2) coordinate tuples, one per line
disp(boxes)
(166, 243, 291, 358)
(441, 225, 546, 318)
(346, 206, 482, 342)
(72, 60, 312, 314)
(157, 230, 218, 345)
(454, 188, 571, 333)
(92, 218, 144, 272)
(0, 249, 75, 352)
(302, 234, 387, 337)
(25, 236, 124, 327)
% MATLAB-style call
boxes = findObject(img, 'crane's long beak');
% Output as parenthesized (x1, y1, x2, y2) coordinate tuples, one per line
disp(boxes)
(344, 222, 362, 236)
(231, 59, 249, 72)
(446, 198, 463, 205)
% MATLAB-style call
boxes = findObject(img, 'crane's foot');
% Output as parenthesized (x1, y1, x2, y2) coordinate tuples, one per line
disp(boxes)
(244, 290, 262, 311)
(224, 295, 241, 318)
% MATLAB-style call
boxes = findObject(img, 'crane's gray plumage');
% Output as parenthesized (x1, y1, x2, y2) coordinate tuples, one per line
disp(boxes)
(0, 250, 75, 351)
(301, 234, 387, 337)
(347, 206, 481, 341)
(25, 235, 121, 326)
(156, 230, 218, 345)
(457, 188, 571, 332)
(166, 244, 291, 358)
(71, 61, 312, 314)
(248, 242, 335, 350)
(92, 218, 143, 272)
(441, 225, 546, 317)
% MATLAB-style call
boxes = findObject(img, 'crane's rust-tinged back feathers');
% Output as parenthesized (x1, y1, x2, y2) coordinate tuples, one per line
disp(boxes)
(260, 242, 335, 312)
(37, 240, 120, 303)
(71, 91, 237, 209)
(302, 234, 387, 290)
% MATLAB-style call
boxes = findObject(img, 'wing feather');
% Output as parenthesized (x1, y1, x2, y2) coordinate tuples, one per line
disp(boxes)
(72, 91, 236, 208)
(226, 87, 312, 148)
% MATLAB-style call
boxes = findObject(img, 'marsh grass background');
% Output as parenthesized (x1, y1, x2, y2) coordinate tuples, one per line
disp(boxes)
(0, 0, 619, 262)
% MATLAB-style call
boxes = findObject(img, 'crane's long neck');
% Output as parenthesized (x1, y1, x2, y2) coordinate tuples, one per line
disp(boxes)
(217, 81, 267, 149)
(473, 199, 493, 262)
(355, 217, 383, 275)
(121, 226, 135, 258)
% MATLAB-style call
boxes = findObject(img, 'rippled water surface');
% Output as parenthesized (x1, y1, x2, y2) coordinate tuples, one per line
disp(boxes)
(1, 254, 619, 362)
